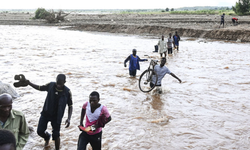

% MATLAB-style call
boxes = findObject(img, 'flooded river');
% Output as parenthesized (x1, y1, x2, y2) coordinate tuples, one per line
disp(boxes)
(0, 25, 250, 150)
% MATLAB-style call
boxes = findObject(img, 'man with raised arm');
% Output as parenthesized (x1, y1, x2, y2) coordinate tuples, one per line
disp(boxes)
(151, 57, 182, 93)
(14, 74, 73, 150)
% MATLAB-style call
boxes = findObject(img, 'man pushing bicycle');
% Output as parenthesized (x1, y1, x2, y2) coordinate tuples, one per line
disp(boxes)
(151, 57, 182, 93)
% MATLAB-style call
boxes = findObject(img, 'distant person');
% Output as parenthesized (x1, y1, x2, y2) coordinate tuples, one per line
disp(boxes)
(14, 74, 73, 150)
(151, 57, 181, 93)
(0, 129, 16, 150)
(219, 13, 225, 28)
(167, 33, 174, 54)
(232, 17, 238, 25)
(77, 91, 111, 150)
(124, 49, 148, 77)
(157, 35, 167, 57)
(0, 93, 30, 150)
(173, 31, 181, 51)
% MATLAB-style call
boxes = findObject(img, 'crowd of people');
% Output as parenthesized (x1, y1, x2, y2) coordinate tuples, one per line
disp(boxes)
(124, 31, 182, 94)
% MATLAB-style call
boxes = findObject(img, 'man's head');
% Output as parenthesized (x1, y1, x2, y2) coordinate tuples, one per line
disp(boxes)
(89, 91, 100, 108)
(160, 57, 167, 67)
(223, 13, 225, 15)
(161, 35, 164, 40)
(175, 31, 178, 35)
(132, 49, 137, 56)
(56, 74, 66, 90)
(0, 93, 13, 118)
(169, 33, 172, 37)
(0, 129, 16, 150)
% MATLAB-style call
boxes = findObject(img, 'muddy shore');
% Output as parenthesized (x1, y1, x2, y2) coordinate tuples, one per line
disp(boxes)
(1, 13, 250, 42)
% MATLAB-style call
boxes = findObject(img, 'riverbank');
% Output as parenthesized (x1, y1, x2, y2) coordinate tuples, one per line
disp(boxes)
(1, 12, 250, 42)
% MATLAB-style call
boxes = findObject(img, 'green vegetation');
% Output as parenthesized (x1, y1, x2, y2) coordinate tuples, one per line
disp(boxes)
(34, 8, 50, 19)
(232, 0, 250, 15)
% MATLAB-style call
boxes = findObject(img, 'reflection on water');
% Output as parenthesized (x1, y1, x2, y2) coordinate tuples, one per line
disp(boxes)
(0, 25, 250, 150)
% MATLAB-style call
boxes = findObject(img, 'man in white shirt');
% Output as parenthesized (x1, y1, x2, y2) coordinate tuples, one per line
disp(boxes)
(157, 35, 167, 58)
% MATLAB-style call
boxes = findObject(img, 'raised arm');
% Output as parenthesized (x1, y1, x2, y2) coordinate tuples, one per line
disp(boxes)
(28, 81, 40, 90)
(137, 56, 148, 62)
(170, 73, 182, 83)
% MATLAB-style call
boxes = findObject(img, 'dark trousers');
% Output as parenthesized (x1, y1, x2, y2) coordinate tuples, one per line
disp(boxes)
(37, 115, 61, 140)
(77, 131, 102, 150)
(129, 70, 137, 76)
(168, 48, 173, 54)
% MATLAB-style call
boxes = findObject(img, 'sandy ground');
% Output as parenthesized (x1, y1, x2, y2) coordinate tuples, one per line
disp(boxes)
(1, 12, 250, 42)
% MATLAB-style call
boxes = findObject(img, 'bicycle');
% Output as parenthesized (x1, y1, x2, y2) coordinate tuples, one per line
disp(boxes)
(138, 55, 158, 92)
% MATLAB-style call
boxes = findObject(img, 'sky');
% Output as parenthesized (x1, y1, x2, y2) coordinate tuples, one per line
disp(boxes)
(1, 0, 237, 9)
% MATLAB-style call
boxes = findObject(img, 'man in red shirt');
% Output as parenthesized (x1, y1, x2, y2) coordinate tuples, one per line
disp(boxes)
(232, 18, 238, 25)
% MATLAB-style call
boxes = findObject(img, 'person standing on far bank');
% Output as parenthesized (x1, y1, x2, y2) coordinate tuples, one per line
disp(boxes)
(219, 13, 225, 28)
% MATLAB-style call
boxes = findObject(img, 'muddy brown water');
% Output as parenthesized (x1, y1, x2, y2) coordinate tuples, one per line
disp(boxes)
(0, 25, 250, 150)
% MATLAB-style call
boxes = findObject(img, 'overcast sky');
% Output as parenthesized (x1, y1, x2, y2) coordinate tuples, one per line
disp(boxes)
(1, 0, 237, 9)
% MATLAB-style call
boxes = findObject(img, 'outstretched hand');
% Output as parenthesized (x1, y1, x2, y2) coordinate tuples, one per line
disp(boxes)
(65, 119, 70, 128)
(124, 64, 127, 67)
(178, 79, 182, 83)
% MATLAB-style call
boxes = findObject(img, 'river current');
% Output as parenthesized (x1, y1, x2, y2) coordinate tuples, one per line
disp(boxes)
(0, 25, 250, 150)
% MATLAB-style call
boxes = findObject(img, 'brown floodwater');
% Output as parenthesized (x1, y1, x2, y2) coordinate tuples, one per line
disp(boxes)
(0, 25, 250, 150)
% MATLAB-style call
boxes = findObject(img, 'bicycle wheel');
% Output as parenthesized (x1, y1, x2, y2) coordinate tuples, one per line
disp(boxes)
(139, 69, 158, 93)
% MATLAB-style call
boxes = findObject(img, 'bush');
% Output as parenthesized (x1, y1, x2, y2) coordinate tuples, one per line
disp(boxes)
(34, 8, 50, 19)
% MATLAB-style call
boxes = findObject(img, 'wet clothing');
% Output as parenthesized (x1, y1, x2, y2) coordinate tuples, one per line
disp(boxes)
(129, 70, 137, 77)
(173, 35, 180, 46)
(77, 102, 110, 150)
(151, 65, 171, 86)
(37, 82, 72, 140)
(82, 102, 110, 135)
(124, 54, 147, 76)
(77, 131, 102, 150)
(167, 37, 173, 54)
(158, 39, 167, 54)
(37, 115, 61, 140)
(0, 109, 30, 150)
